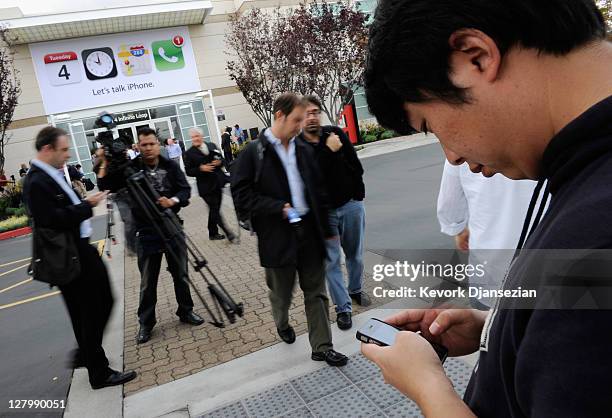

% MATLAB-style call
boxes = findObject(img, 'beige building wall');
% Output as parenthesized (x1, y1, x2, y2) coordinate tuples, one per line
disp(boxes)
(3, 0, 357, 176)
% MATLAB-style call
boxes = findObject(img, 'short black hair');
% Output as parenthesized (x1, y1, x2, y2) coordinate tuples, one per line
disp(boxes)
(303, 95, 322, 110)
(35, 126, 68, 151)
(137, 127, 158, 142)
(273, 93, 306, 117)
(234, 124, 239, 128)
(365, 0, 607, 134)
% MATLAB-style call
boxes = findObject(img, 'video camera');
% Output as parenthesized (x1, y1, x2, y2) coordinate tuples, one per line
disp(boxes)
(95, 112, 132, 175)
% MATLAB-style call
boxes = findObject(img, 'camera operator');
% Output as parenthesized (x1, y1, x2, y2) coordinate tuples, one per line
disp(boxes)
(23, 126, 137, 389)
(97, 127, 205, 344)
(184, 127, 236, 242)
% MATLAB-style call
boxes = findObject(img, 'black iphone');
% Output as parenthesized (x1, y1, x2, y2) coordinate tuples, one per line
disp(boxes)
(356, 318, 448, 363)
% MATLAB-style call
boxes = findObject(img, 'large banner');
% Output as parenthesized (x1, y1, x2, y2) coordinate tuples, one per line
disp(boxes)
(30, 26, 201, 114)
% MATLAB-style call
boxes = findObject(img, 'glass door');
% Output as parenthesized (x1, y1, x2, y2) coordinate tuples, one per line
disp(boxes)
(152, 118, 173, 144)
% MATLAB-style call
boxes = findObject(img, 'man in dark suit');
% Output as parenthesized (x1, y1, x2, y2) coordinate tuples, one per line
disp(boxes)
(231, 93, 348, 366)
(97, 127, 205, 344)
(23, 126, 136, 389)
(184, 127, 236, 242)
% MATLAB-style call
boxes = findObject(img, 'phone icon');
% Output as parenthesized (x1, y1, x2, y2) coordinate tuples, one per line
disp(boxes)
(152, 39, 185, 71)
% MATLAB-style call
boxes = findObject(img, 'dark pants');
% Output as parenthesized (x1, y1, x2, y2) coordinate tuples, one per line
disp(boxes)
(136, 233, 194, 329)
(223, 147, 233, 163)
(264, 218, 333, 353)
(202, 190, 232, 238)
(59, 240, 114, 385)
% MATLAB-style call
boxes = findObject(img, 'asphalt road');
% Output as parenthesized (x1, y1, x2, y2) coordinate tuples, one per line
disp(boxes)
(363, 143, 453, 251)
(0, 142, 451, 417)
(0, 216, 108, 418)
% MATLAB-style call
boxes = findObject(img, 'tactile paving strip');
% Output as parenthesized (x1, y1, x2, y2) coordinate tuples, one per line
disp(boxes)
(382, 399, 423, 418)
(278, 406, 315, 418)
(290, 367, 350, 404)
(338, 353, 380, 383)
(307, 386, 381, 418)
(356, 374, 407, 410)
(198, 401, 248, 418)
(243, 382, 305, 417)
(443, 358, 474, 397)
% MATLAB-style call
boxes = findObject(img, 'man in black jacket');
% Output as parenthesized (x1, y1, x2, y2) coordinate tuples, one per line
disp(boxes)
(184, 127, 236, 242)
(23, 126, 136, 389)
(98, 127, 204, 344)
(300, 95, 369, 331)
(361, 0, 612, 416)
(231, 93, 348, 366)
(221, 129, 233, 163)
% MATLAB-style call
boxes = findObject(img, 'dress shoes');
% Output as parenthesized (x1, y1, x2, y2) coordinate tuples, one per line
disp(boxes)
(277, 326, 296, 344)
(311, 349, 349, 367)
(136, 327, 152, 344)
(179, 311, 205, 326)
(91, 369, 137, 389)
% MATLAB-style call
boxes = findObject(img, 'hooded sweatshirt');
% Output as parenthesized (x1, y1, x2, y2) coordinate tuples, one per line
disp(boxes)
(464, 95, 612, 417)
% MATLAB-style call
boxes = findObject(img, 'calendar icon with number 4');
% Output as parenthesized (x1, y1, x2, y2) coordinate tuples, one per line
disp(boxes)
(43, 52, 82, 86)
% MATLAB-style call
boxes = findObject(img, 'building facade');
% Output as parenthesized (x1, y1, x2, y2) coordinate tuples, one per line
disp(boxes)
(1, 0, 376, 180)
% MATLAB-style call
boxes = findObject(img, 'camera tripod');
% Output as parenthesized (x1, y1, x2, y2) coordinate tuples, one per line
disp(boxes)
(115, 169, 244, 328)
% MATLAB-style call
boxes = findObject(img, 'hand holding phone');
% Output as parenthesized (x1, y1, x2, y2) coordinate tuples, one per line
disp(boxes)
(357, 318, 448, 362)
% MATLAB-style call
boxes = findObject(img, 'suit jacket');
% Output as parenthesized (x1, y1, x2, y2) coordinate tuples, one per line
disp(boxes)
(184, 143, 226, 196)
(231, 130, 332, 268)
(23, 164, 92, 239)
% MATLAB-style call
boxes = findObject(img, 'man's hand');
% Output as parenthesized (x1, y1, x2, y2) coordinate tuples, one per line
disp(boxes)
(282, 203, 292, 219)
(85, 191, 108, 207)
(157, 197, 176, 208)
(199, 163, 215, 173)
(211, 159, 222, 167)
(384, 308, 487, 356)
(455, 227, 470, 251)
(326, 133, 343, 152)
(362, 332, 449, 401)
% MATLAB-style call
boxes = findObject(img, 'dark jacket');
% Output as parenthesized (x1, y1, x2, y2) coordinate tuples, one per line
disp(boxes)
(97, 156, 190, 233)
(23, 164, 92, 239)
(464, 95, 612, 417)
(231, 130, 332, 268)
(184, 143, 226, 196)
(300, 126, 365, 209)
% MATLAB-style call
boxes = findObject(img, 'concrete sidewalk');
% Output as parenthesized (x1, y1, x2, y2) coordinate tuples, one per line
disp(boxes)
(65, 133, 452, 417)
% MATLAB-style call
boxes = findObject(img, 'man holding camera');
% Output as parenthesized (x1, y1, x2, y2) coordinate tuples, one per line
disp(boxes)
(231, 93, 348, 366)
(98, 127, 204, 344)
(184, 127, 236, 242)
(24, 126, 137, 389)
(299, 95, 368, 331)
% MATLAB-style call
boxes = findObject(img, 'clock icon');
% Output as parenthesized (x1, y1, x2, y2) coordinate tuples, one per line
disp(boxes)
(82, 47, 118, 80)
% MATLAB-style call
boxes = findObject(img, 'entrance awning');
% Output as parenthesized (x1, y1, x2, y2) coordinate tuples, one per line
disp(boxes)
(1, 1, 213, 45)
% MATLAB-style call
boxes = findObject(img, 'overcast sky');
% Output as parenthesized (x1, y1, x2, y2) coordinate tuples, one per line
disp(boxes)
(3, 0, 180, 16)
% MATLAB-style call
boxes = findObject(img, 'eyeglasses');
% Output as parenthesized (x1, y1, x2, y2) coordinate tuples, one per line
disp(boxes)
(306, 110, 321, 117)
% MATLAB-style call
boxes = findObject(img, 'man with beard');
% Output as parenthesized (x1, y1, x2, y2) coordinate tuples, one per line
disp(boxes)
(299, 95, 368, 330)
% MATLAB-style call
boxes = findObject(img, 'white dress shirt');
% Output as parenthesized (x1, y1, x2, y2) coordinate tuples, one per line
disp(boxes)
(264, 130, 309, 216)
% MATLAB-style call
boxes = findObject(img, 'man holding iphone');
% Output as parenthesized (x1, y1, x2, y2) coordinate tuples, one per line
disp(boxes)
(362, 0, 612, 416)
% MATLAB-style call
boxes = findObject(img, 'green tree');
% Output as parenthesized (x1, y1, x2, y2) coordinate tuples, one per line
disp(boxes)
(0, 26, 21, 173)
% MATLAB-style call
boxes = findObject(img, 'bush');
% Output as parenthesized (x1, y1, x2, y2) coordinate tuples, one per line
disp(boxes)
(380, 130, 396, 140)
(6, 206, 26, 217)
(364, 134, 378, 143)
(0, 185, 23, 219)
(0, 215, 29, 233)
